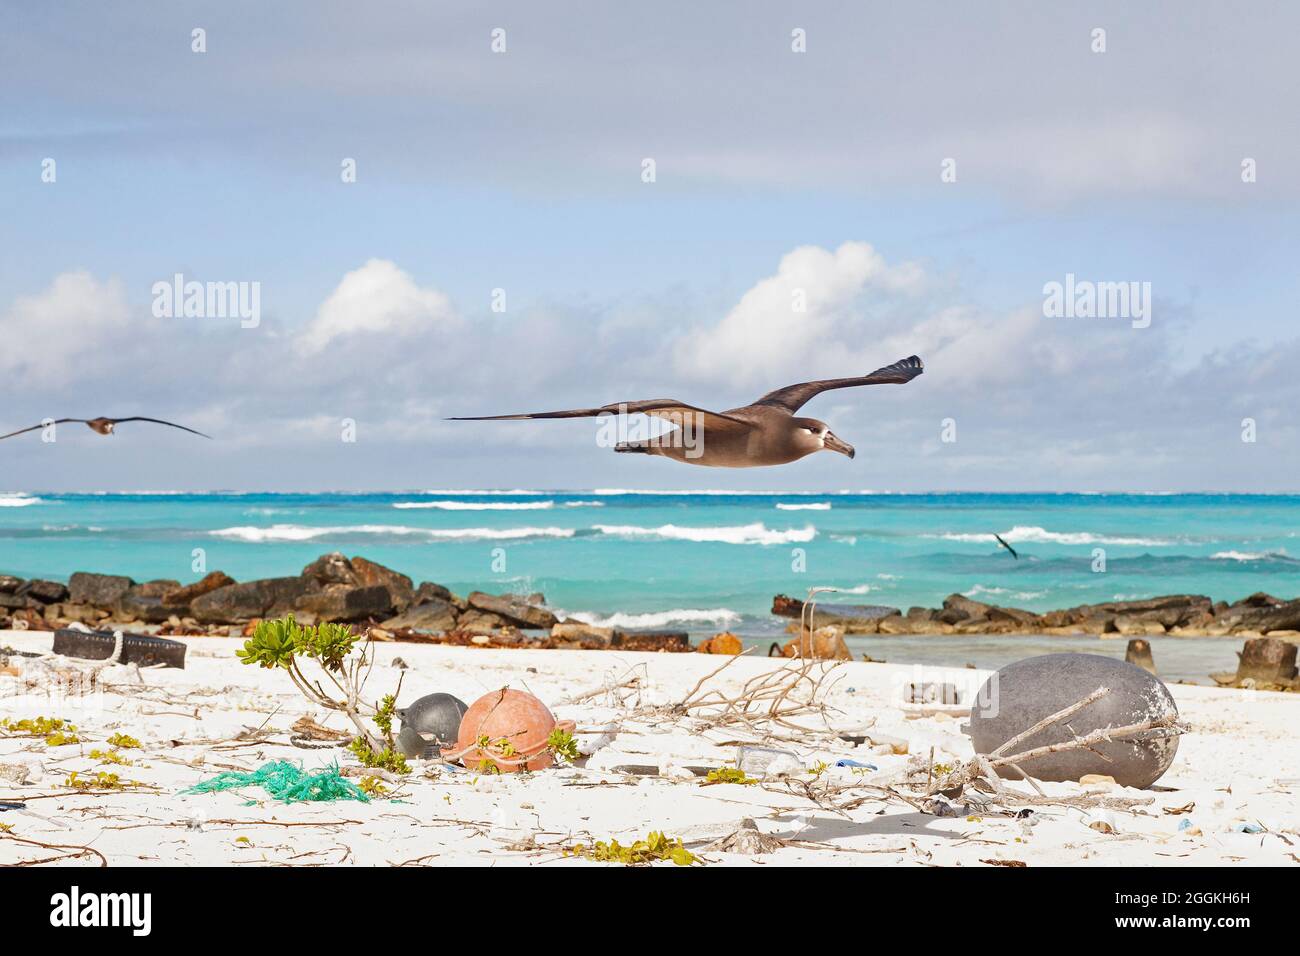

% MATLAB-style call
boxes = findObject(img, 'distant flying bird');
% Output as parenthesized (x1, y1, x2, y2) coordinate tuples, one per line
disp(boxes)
(451, 355, 923, 468)
(0, 417, 211, 442)
(993, 532, 1019, 560)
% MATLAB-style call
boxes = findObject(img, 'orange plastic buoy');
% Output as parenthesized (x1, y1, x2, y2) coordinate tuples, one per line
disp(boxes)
(443, 687, 575, 772)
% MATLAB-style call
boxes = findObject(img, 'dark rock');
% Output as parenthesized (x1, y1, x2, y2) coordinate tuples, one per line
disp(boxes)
(0, 592, 34, 611)
(1088, 595, 1212, 629)
(163, 571, 236, 605)
(54, 603, 105, 625)
(967, 654, 1180, 788)
(985, 606, 1043, 630)
(467, 591, 558, 629)
(414, 581, 454, 605)
(69, 572, 135, 607)
(611, 630, 690, 651)
(941, 593, 993, 623)
(18, 579, 69, 604)
(551, 621, 615, 647)
(396, 693, 469, 759)
(877, 616, 936, 635)
(301, 552, 359, 586)
(1229, 599, 1300, 635)
(1229, 592, 1282, 609)
(117, 585, 190, 624)
(350, 556, 415, 612)
(771, 594, 900, 631)
(381, 597, 460, 633)
(0, 575, 22, 593)
(137, 579, 182, 597)
(191, 577, 313, 623)
(455, 609, 510, 634)
(294, 585, 393, 623)
(1040, 609, 1079, 628)
(906, 606, 936, 621)
(1233, 637, 1298, 685)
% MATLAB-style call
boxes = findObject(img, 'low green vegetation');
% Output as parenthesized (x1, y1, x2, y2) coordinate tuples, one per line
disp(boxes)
(705, 766, 757, 785)
(240, 615, 409, 775)
(1, 716, 81, 746)
(567, 831, 699, 866)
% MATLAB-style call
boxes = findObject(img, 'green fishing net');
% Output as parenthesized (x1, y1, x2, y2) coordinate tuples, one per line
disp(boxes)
(183, 760, 370, 803)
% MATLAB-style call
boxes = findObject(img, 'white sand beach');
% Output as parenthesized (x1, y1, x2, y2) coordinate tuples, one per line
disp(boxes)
(1, 630, 1296, 867)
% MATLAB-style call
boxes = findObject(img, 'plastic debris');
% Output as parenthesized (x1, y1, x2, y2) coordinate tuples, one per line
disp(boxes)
(736, 745, 802, 778)
(396, 692, 468, 759)
(183, 760, 370, 803)
(834, 759, 878, 770)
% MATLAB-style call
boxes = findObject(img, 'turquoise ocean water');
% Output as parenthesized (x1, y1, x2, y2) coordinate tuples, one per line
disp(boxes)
(3, 490, 1297, 681)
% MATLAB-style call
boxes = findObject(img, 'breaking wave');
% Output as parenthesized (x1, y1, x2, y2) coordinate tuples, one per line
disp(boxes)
(591, 522, 816, 545)
(568, 607, 742, 629)
(0, 494, 45, 507)
(775, 502, 831, 511)
(209, 524, 576, 542)
(393, 500, 555, 510)
(1210, 550, 1294, 562)
(929, 525, 1172, 547)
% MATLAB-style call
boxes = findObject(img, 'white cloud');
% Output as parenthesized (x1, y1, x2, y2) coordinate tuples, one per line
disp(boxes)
(296, 259, 456, 355)
(0, 271, 132, 387)
(675, 241, 924, 386)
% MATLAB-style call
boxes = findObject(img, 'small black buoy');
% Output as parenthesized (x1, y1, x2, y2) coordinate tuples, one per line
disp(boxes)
(396, 692, 469, 759)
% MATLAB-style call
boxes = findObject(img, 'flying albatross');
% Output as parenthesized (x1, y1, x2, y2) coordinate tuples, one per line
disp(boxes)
(0, 417, 211, 442)
(450, 354, 923, 468)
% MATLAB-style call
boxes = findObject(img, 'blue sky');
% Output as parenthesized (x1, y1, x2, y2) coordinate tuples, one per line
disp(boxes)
(3, 1, 1299, 491)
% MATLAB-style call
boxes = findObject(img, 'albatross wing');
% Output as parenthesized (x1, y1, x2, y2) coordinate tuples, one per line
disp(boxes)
(751, 355, 924, 414)
(449, 399, 755, 432)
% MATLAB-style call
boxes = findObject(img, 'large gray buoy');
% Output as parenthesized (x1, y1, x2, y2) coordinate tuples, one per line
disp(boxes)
(966, 653, 1179, 788)
(397, 693, 469, 759)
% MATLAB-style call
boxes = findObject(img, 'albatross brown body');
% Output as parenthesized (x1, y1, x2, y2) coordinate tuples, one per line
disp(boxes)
(450, 355, 923, 469)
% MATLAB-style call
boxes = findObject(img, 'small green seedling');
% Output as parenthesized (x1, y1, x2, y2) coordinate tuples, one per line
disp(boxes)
(240, 616, 409, 775)
(64, 771, 136, 791)
(547, 728, 580, 763)
(88, 749, 133, 766)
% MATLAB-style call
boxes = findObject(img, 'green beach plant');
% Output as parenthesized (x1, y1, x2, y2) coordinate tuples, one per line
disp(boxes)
(238, 615, 408, 772)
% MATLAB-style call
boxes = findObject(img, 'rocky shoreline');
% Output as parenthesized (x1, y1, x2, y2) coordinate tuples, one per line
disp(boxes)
(771, 590, 1300, 639)
(0, 553, 691, 653)
(3, 553, 1299, 661)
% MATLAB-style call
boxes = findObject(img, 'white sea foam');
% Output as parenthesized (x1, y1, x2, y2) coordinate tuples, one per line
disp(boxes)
(775, 502, 831, 510)
(835, 583, 876, 595)
(0, 495, 44, 507)
(591, 489, 830, 496)
(1210, 549, 1290, 562)
(592, 522, 815, 545)
(562, 500, 604, 508)
(210, 524, 575, 542)
(929, 525, 1170, 547)
(963, 584, 1047, 601)
(421, 489, 550, 496)
(393, 500, 555, 510)
(568, 608, 742, 629)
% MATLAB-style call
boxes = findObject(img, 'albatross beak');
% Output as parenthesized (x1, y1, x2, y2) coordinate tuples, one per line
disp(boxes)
(823, 432, 855, 459)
